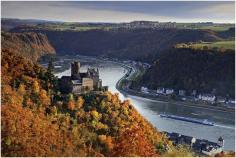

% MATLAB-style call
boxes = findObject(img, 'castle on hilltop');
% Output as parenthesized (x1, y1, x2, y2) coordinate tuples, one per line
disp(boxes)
(59, 61, 106, 94)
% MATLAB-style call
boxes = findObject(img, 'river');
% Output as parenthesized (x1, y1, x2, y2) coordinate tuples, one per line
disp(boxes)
(54, 57, 235, 151)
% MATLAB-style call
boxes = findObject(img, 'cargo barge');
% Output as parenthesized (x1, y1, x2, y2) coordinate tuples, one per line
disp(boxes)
(160, 114, 214, 126)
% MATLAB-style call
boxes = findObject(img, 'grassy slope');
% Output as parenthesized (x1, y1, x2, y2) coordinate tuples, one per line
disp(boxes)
(198, 25, 234, 31)
(194, 41, 235, 50)
(37, 23, 107, 31)
(175, 23, 234, 31)
(176, 40, 235, 50)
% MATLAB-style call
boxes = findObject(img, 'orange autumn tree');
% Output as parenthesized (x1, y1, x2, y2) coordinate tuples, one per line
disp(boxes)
(39, 89, 51, 106)
(32, 80, 40, 94)
(1, 103, 89, 157)
(76, 96, 84, 109)
(98, 134, 114, 153)
(1, 49, 193, 157)
(111, 125, 159, 157)
(67, 94, 75, 111)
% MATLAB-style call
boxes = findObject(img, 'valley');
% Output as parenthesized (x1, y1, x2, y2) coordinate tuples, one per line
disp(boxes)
(52, 55, 235, 151)
(1, 17, 235, 157)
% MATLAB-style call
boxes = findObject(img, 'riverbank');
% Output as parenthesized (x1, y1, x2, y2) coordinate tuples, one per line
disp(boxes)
(48, 55, 234, 113)
(51, 55, 235, 151)
(115, 62, 235, 113)
(47, 55, 234, 113)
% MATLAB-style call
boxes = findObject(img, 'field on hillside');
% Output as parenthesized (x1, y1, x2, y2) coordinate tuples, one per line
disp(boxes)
(41, 23, 234, 31)
(197, 25, 234, 31)
(176, 23, 234, 31)
(176, 40, 235, 50)
(38, 23, 102, 31)
(191, 41, 235, 50)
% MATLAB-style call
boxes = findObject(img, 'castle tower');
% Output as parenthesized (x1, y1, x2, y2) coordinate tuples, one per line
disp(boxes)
(217, 136, 224, 148)
(71, 61, 81, 80)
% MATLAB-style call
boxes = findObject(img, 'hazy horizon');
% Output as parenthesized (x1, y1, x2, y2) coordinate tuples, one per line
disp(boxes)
(2, 17, 235, 24)
(1, 1, 235, 23)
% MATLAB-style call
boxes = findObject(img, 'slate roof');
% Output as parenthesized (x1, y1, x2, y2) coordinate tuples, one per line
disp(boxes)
(71, 80, 82, 85)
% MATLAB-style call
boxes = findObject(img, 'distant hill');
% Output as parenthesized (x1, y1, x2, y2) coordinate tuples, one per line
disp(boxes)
(1, 18, 62, 31)
(218, 27, 235, 40)
(3, 18, 234, 31)
(132, 48, 235, 97)
(10, 26, 234, 62)
(1, 31, 55, 62)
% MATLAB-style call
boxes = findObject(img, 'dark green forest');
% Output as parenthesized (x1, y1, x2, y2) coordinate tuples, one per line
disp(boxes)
(132, 48, 235, 97)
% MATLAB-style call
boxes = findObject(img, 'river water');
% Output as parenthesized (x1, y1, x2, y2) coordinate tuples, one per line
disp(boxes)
(55, 58, 235, 151)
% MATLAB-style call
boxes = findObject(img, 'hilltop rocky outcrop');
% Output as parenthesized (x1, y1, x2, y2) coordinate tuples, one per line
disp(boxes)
(1, 31, 55, 62)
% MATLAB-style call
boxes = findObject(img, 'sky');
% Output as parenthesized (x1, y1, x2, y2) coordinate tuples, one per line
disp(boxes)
(1, 1, 235, 23)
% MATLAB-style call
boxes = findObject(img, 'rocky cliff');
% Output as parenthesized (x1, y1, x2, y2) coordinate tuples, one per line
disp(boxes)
(1, 32, 55, 62)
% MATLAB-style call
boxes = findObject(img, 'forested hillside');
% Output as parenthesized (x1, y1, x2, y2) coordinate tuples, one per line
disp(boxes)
(133, 48, 235, 97)
(1, 47, 194, 156)
(11, 26, 234, 62)
(1, 32, 55, 62)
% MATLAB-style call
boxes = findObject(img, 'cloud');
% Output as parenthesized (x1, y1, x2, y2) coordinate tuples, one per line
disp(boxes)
(1, 1, 235, 23)
(190, 3, 235, 21)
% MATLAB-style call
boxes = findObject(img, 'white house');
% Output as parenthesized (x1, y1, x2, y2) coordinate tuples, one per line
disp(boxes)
(202, 146, 223, 156)
(226, 99, 235, 108)
(157, 88, 165, 94)
(216, 97, 226, 103)
(228, 99, 235, 104)
(165, 88, 174, 95)
(179, 90, 186, 96)
(201, 137, 224, 156)
(141, 86, 149, 93)
(198, 94, 216, 102)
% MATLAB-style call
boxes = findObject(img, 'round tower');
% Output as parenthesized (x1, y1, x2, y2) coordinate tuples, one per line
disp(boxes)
(217, 136, 224, 148)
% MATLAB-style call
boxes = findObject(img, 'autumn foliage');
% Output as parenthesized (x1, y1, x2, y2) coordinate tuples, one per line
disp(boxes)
(111, 125, 158, 157)
(1, 49, 191, 156)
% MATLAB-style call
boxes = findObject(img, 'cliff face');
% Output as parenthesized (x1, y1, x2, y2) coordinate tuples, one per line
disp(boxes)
(1, 32, 55, 62)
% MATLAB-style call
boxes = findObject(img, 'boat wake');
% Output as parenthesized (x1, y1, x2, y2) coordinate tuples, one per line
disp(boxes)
(214, 124, 235, 130)
(191, 113, 200, 116)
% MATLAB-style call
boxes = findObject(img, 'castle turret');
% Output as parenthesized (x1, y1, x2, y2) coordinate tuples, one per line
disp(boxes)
(71, 61, 81, 80)
(217, 136, 224, 148)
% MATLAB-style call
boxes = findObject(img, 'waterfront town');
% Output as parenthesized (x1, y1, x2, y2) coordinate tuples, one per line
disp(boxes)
(163, 132, 224, 156)
(140, 86, 235, 108)
(112, 59, 235, 110)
